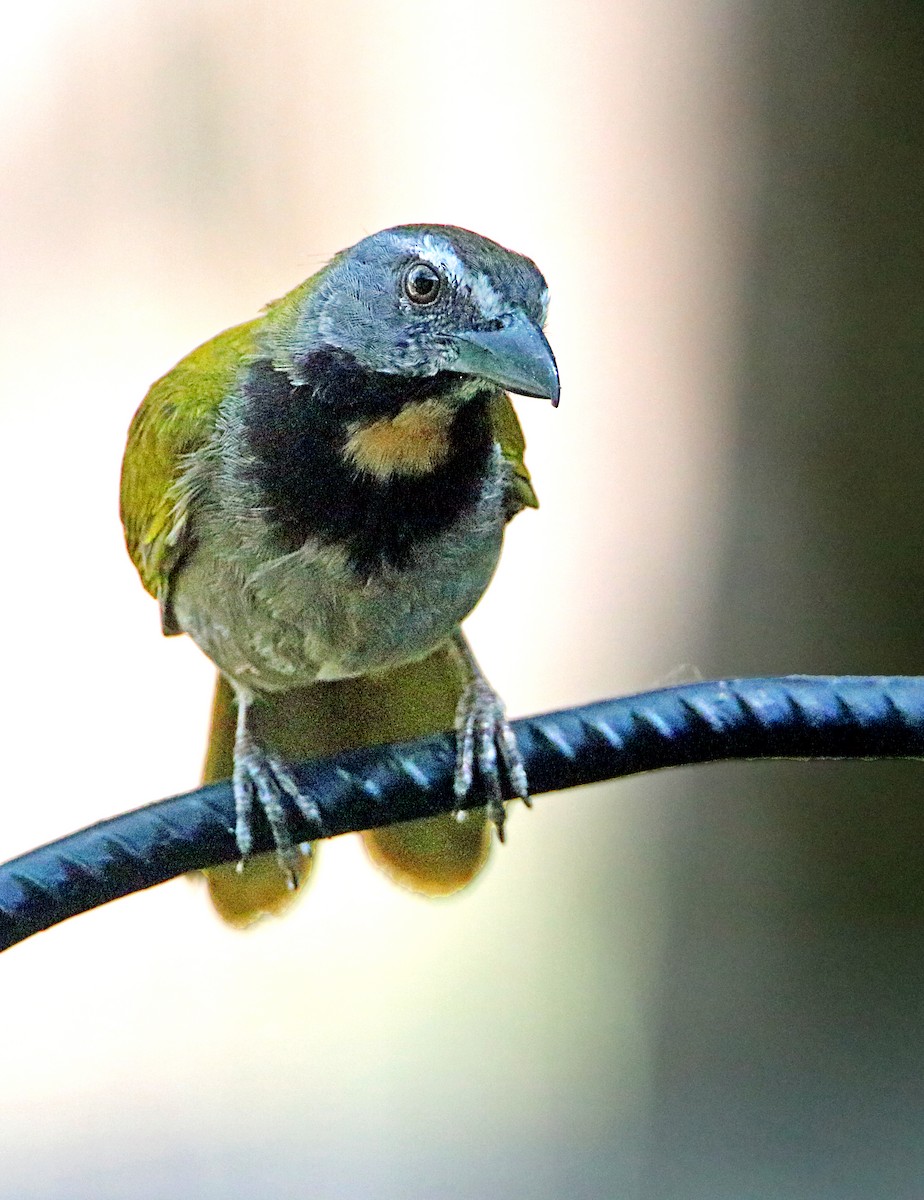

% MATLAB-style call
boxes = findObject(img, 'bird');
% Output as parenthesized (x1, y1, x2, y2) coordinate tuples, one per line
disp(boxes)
(120, 224, 558, 925)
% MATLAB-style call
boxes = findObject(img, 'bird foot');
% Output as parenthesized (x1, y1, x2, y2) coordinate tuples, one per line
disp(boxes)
(453, 677, 530, 841)
(232, 740, 323, 886)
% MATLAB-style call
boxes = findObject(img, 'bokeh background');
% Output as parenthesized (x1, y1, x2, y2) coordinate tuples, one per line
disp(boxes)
(2, 3, 923, 1197)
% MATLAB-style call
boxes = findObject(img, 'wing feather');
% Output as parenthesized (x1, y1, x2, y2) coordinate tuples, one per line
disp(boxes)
(119, 319, 258, 630)
(490, 392, 539, 516)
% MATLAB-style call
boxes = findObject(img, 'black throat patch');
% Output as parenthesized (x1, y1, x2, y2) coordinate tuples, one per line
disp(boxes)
(240, 351, 496, 576)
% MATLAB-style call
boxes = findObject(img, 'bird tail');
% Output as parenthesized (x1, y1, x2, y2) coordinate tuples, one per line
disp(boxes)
(200, 646, 491, 926)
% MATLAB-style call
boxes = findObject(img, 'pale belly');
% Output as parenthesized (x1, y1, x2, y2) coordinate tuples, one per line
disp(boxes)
(171, 515, 504, 693)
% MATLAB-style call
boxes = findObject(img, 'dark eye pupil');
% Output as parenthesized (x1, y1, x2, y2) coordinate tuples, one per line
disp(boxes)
(405, 263, 440, 303)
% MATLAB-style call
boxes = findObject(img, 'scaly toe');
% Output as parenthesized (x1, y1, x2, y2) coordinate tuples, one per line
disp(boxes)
(452, 680, 530, 838)
(232, 742, 320, 880)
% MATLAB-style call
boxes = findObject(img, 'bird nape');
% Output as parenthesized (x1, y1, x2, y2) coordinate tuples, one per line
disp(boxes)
(120, 224, 558, 926)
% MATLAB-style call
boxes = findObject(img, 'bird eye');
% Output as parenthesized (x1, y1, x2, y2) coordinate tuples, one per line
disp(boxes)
(403, 261, 442, 305)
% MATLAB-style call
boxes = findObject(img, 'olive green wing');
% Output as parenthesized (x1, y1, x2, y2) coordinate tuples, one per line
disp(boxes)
(490, 392, 539, 516)
(120, 319, 259, 632)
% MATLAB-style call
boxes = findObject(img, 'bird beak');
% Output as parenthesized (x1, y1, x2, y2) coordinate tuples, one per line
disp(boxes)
(449, 312, 560, 406)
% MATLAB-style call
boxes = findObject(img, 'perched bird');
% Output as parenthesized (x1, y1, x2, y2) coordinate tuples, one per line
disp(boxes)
(120, 224, 558, 924)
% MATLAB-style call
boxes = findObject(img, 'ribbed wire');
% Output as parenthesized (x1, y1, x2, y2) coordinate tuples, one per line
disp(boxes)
(3, 674, 924, 952)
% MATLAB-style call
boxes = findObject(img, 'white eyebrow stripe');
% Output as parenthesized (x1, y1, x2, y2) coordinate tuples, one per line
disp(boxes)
(465, 271, 504, 317)
(416, 235, 467, 283)
(414, 234, 505, 319)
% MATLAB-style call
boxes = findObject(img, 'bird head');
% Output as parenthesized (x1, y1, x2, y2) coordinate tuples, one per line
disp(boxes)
(268, 225, 559, 406)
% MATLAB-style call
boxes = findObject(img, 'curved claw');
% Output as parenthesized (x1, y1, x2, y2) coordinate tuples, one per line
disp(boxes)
(453, 678, 530, 841)
(232, 741, 322, 887)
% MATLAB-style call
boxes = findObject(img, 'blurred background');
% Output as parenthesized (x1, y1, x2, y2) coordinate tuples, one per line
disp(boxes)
(1, 2, 922, 1197)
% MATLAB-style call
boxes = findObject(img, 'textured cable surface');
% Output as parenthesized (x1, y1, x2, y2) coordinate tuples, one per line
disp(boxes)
(3, 674, 924, 951)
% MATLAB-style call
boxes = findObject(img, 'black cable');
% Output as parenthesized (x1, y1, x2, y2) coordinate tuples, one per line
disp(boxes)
(2, 674, 923, 952)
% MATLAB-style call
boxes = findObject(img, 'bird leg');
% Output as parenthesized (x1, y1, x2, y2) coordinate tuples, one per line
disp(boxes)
(231, 684, 322, 885)
(449, 629, 530, 841)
